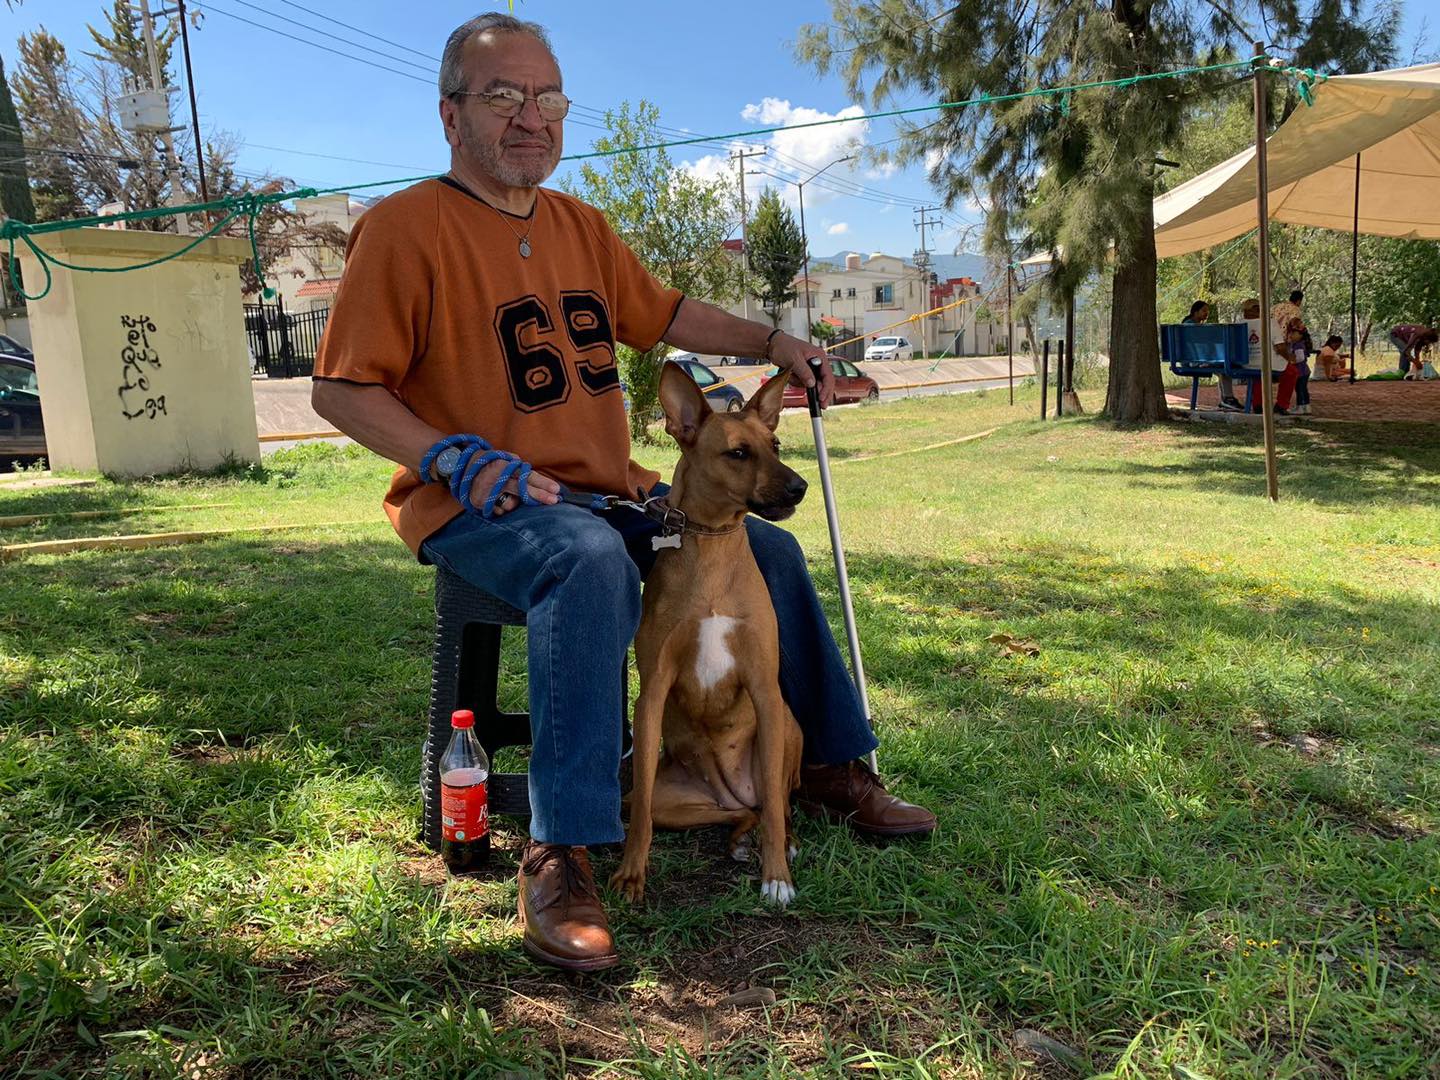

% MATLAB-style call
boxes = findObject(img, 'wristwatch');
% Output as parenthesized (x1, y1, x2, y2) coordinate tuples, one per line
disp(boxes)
(432, 444, 464, 481)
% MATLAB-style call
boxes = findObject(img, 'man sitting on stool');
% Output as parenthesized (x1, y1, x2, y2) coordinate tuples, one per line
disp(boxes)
(311, 11, 936, 974)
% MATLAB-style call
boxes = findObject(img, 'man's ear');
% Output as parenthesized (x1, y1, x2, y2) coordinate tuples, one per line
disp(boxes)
(659, 362, 712, 446)
(746, 368, 792, 432)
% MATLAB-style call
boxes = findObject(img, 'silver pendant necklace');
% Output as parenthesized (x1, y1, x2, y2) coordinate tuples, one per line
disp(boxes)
(490, 197, 537, 258)
(447, 173, 535, 257)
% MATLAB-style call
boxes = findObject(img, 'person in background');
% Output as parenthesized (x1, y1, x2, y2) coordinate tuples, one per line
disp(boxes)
(1274, 317, 1308, 415)
(1316, 335, 1352, 381)
(1389, 323, 1438, 378)
(1271, 289, 1305, 344)
(1182, 299, 1242, 411)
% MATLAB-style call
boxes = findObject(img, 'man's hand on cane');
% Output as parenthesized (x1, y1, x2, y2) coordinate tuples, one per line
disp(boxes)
(769, 334, 836, 407)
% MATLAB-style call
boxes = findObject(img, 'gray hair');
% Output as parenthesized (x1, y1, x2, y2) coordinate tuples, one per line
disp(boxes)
(439, 12, 556, 98)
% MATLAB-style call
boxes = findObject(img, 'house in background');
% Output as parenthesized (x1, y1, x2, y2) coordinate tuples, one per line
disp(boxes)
(266, 193, 372, 310)
(931, 275, 1006, 356)
(730, 250, 933, 352)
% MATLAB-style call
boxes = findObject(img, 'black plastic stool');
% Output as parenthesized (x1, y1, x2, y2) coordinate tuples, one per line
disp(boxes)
(420, 565, 630, 852)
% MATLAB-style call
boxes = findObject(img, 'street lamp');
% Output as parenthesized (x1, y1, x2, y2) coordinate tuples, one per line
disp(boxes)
(795, 154, 854, 343)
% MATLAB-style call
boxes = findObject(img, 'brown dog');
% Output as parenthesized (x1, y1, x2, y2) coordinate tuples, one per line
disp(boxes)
(609, 365, 807, 906)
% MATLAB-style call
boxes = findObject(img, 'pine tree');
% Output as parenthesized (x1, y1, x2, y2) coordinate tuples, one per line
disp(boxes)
(799, 0, 1398, 421)
(747, 189, 805, 328)
(0, 58, 35, 226)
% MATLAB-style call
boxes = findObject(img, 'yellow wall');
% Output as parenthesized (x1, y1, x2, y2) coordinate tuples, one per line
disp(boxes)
(17, 229, 260, 477)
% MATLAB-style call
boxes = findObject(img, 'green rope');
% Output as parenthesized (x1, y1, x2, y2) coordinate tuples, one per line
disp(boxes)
(1156, 227, 1260, 311)
(2, 189, 314, 301)
(0, 54, 1320, 299)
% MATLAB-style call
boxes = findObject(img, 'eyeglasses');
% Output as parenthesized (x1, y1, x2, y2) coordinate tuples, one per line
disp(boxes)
(452, 87, 570, 121)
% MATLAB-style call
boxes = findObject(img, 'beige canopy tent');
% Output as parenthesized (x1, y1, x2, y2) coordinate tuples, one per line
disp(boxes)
(1154, 62, 1440, 258)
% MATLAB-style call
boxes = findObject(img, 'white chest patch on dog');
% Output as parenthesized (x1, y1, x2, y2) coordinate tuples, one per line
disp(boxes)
(694, 614, 740, 689)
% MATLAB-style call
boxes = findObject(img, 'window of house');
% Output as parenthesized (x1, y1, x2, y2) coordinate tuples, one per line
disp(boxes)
(832, 288, 841, 299)
(846, 287, 856, 298)
(873, 283, 894, 306)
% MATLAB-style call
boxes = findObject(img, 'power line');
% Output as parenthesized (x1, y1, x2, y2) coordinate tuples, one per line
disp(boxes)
(270, 0, 440, 62)
(199, 2, 435, 84)
(214, 0, 437, 75)
(239, 141, 435, 171)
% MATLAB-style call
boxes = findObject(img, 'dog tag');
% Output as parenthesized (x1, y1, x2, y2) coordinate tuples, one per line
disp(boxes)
(651, 533, 683, 551)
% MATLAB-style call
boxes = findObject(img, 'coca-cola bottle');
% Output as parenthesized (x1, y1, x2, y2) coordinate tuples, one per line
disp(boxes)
(440, 709, 490, 874)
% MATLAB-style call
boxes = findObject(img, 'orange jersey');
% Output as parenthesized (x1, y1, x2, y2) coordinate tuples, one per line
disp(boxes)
(315, 178, 682, 556)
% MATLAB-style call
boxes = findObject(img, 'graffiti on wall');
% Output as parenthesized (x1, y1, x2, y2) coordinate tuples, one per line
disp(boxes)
(118, 313, 168, 420)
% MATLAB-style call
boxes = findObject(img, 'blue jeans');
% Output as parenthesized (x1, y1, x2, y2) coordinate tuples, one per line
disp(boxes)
(420, 485, 878, 846)
(1295, 361, 1310, 406)
(1392, 332, 1411, 373)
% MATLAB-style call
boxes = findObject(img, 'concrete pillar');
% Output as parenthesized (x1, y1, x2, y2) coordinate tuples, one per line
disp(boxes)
(16, 228, 259, 476)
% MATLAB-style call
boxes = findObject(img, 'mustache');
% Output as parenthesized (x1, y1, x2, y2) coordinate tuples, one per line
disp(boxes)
(503, 133, 553, 149)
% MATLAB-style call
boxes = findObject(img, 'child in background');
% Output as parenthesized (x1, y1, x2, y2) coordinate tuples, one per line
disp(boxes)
(1316, 335, 1352, 380)
(1274, 318, 1308, 415)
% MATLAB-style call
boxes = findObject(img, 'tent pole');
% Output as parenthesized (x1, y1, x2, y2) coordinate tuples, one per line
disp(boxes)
(1252, 42, 1279, 503)
(1349, 152, 1361, 384)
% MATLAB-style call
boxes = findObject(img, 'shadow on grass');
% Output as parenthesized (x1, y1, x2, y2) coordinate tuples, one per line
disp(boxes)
(4, 534, 1439, 1076)
(1061, 417, 1440, 507)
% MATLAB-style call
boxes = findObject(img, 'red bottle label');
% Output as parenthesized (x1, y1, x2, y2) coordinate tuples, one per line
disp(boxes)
(440, 781, 489, 842)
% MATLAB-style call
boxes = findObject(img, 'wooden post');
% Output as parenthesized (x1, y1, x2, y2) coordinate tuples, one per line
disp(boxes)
(1056, 338, 1066, 417)
(1253, 42, 1280, 502)
(1006, 264, 1015, 405)
(1040, 338, 1050, 419)
(1349, 152, 1361, 384)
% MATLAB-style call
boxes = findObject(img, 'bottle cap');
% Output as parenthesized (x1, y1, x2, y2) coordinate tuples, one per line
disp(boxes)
(451, 709, 475, 729)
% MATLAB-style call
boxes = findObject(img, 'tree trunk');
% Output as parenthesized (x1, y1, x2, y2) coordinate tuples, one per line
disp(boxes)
(1103, 197, 1167, 422)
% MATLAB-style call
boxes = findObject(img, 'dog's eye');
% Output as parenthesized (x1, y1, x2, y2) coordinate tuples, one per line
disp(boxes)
(771, 440, 781, 454)
(725, 447, 749, 461)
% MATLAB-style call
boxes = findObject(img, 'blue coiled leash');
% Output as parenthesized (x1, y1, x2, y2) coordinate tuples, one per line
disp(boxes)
(419, 434, 546, 518)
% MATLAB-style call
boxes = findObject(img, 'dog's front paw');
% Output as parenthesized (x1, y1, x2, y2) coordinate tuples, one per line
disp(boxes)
(759, 876, 796, 907)
(730, 837, 753, 863)
(608, 865, 647, 905)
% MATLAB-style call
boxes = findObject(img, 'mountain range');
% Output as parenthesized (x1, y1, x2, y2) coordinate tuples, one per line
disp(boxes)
(809, 249, 992, 286)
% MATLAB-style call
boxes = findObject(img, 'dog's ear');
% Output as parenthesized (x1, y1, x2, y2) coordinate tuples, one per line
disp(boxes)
(746, 368, 792, 431)
(659, 362, 712, 446)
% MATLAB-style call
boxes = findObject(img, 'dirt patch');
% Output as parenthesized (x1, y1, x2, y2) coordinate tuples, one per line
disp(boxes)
(174, 744, 249, 766)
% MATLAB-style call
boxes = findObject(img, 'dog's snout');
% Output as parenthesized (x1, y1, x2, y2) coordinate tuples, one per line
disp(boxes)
(786, 474, 808, 502)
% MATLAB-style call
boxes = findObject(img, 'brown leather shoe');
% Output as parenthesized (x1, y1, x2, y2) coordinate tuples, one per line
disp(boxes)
(795, 761, 937, 838)
(517, 842, 619, 972)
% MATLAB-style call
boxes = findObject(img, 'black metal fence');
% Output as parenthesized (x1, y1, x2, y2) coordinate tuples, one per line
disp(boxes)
(244, 297, 330, 378)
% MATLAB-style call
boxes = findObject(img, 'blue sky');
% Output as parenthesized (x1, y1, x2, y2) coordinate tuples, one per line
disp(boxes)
(6, 0, 1438, 263)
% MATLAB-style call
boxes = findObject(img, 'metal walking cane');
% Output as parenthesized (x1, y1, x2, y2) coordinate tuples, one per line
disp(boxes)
(804, 358, 878, 771)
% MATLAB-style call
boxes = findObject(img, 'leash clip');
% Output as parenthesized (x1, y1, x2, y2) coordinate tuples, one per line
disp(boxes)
(640, 496, 688, 534)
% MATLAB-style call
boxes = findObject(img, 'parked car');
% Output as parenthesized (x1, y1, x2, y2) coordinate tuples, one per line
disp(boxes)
(0, 355, 45, 462)
(668, 356, 745, 412)
(761, 358, 881, 409)
(0, 334, 33, 361)
(864, 335, 914, 361)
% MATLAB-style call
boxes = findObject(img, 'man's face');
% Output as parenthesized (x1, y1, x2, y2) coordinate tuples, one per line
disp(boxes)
(441, 31, 564, 188)
(1196, 305, 1210, 323)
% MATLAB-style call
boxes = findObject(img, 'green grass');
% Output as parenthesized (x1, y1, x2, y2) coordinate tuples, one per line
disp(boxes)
(3, 388, 1438, 1078)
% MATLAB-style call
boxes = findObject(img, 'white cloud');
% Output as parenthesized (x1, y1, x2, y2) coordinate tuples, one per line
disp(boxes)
(826, 222, 850, 235)
(865, 161, 900, 180)
(737, 97, 869, 210)
(679, 152, 734, 185)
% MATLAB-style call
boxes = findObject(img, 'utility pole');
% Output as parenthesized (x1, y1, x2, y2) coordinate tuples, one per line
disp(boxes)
(731, 147, 766, 322)
(795, 154, 853, 344)
(913, 205, 942, 357)
(135, 0, 190, 234)
(176, 0, 208, 208)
